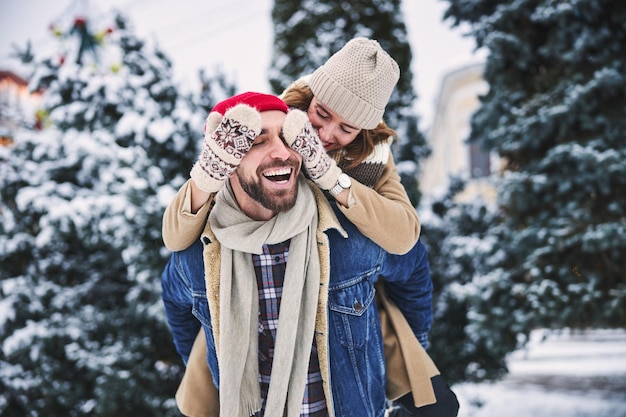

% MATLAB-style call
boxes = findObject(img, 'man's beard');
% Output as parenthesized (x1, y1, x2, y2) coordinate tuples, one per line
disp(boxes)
(236, 164, 299, 213)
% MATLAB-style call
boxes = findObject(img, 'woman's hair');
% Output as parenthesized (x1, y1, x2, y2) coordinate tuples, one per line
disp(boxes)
(282, 81, 397, 170)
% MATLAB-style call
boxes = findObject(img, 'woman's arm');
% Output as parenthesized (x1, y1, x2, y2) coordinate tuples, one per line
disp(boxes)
(164, 154, 419, 255)
(162, 179, 215, 252)
(338, 154, 421, 255)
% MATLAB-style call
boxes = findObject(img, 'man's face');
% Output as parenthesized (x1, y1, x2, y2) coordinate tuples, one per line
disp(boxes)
(231, 110, 303, 220)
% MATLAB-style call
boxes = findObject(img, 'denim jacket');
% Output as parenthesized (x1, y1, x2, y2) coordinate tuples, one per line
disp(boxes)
(161, 184, 433, 417)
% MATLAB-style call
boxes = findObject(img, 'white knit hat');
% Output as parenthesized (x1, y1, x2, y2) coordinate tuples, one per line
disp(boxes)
(309, 37, 400, 130)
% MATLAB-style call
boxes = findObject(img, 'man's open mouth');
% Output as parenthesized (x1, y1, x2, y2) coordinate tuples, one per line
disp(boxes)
(263, 167, 292, 183)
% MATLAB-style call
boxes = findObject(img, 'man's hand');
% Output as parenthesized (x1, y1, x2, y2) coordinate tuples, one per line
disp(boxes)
(283, 109, 342, 190)
(190, 104, 262, 193)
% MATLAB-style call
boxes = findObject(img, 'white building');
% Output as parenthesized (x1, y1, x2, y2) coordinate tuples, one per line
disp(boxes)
(419, 63, 498, 203)
(0, 70, 41, 146)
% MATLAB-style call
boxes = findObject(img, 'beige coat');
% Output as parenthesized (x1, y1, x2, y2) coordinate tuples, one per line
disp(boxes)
(171, 184, 438, 417)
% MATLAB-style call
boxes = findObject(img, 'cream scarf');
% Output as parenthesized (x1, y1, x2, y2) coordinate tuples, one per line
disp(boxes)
(208, 176, 320, 417)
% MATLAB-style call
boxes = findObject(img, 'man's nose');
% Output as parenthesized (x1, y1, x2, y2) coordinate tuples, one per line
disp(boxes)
(268, 135, 292, 159)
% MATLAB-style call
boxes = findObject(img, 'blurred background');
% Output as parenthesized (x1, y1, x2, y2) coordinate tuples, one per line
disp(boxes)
(0, 0, 483, 128)
(1, 0, 625, 416)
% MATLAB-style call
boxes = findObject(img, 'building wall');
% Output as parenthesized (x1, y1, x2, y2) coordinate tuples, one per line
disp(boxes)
(419, 63, 496, 202)
(0, 70, 41, 145)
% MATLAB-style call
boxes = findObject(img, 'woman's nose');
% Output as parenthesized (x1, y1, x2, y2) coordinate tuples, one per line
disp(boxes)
(317, 125, 331, 142)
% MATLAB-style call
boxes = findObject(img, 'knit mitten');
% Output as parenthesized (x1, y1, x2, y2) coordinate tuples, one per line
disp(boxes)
(190, 104, 262, 192)
(283, 109, 342, 190)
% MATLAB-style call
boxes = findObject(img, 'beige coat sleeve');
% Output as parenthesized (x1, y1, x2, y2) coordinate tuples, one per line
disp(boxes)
(338, 154, 421, 255)
(162, 179, 215, 252)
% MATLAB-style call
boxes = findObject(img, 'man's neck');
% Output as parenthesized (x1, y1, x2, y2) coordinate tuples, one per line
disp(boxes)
(229, 176, 277, 221)
(237, 198, 276, 221)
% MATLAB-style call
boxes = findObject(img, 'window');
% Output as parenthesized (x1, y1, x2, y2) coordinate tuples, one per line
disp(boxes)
(469, 140, 490, 178)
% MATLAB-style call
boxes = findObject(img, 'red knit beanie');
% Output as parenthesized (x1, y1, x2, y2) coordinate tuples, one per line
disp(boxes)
(204, 92, 289, 134)
(211, 91, 289, 115)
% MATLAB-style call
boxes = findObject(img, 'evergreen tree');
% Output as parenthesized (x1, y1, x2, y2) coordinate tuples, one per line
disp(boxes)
(0, 11, 234, 417)
(397, 114, 431, 206)
(269, 0, 429, 205)
(441, 0, 626, 341)
(419, 178, 521, 383)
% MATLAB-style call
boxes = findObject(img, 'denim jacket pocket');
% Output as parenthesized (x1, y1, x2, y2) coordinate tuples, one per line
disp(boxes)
(192, 291, 212, 329)
(328, 273, 376, 348)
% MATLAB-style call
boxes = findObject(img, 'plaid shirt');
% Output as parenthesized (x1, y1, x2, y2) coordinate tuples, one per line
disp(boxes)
(253, 241, 327, 417)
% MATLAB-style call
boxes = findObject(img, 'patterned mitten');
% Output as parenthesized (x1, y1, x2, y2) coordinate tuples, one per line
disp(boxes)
(190, 104, 262, 192)
(282, 109, 342, 190)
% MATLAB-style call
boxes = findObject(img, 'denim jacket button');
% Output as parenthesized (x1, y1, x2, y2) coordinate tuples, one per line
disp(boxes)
(353, 300, 362, 311)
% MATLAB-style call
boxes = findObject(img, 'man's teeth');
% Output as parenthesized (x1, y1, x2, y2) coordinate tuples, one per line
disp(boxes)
(264, 168, 292, 181)
(266, 168, 291, 176)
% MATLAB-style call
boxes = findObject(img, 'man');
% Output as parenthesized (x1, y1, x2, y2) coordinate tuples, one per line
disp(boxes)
(161, 92, 456, 416)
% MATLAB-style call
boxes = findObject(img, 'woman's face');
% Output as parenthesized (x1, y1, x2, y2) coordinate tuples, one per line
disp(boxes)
(307, 97, 361, 153)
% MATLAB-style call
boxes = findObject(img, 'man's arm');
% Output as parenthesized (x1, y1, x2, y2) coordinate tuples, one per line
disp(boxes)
(161, 251, 200, 364)
(378, 238, 433, 347)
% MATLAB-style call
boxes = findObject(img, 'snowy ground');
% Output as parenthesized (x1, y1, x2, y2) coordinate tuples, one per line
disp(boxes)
(453, 329, 626, 417)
